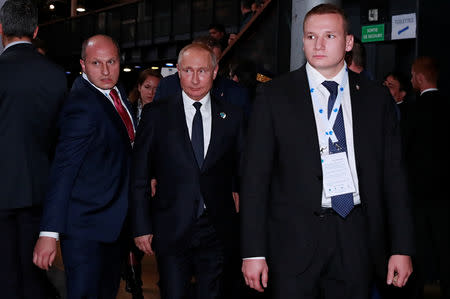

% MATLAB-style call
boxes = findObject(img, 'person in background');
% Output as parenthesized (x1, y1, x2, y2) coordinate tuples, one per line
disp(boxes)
(208, 23, 229, 51)
(405, 56, 449, 299)
(344, 36, 373, 80)
(33, 34, 134, 299)
(240, 4, 414, 298)
(129, 68, 162, 124)
(0, 1, 67, 298)
(383, 71, 411, 120)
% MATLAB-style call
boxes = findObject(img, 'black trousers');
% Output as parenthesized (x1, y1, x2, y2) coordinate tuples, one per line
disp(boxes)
(0, 206, 50, 299)
(156, 213, 226, 299)
(270, 207, 372, 299)
(60, 233, 127, 299)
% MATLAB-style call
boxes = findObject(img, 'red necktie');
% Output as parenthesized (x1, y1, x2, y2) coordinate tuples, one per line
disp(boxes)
(109, 89, 135, 142)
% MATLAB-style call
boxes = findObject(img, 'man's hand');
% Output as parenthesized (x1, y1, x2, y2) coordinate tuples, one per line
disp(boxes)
(232, 192, 239, 213)
(33, 237, 57, 270)
(242, 259, 269, 292)
(386, 254, 413, 287)
(134, 234, 154, 255)
(151, 179, 157, 197)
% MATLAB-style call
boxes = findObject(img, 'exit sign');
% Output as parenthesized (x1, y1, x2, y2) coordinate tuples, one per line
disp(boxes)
(362, 24, 385, 42)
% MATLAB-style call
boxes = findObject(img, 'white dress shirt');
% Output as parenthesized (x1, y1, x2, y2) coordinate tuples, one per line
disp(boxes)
(182, 90, 212, 156)
(306, 62, 360, 207)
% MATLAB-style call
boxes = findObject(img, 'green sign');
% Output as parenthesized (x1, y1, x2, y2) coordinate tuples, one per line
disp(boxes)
(361, 24, 385, 42)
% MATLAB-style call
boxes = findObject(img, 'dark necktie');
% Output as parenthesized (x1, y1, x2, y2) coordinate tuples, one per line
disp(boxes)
(192, 102, 204, 167)
(322, 80, 354, 218)
(192, 102, 205, 217)
(110, 89, 135, 143)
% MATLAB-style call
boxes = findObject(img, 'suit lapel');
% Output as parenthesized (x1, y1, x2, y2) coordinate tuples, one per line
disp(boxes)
(348, 71, 363, 170)
(202, 96, 226, 172)
(168, 94, 199, 167)
(81, 78, 133, 149)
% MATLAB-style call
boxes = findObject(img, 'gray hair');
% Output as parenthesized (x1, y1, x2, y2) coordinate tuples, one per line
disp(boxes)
(0, 0, 37, 39)
(177, 43, 217, 69)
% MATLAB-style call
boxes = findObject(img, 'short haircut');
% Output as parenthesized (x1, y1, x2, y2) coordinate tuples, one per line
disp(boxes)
(412, 56, 439, 84)
(345, 37, 366, 68)
(304, 3, 349, 34)
(385, 71, 411, 93)
(177, 43, 217, 69)
(208, 23, 225, 33)
(80, 34, 120, 61)
(0, 0, 37, 39)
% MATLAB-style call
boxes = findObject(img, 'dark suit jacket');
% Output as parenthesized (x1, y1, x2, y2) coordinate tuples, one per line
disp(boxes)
(130, 93, 245, 256)
(154, 73, 251, 116)
(40, 76, 134, 242)
(240, 65, 414, 277)
(0, 43, 67, 209)
(405, 90, 446, 202)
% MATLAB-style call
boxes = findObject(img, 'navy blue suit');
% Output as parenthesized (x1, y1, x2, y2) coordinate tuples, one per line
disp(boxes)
(154, 73, 251, 116)
(40, 76, 134, 298)
(130, 93, 245, 298)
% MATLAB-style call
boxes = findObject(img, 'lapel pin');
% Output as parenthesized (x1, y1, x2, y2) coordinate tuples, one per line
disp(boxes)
(356, 84, 360, 90)
(219, 112, 227, 119)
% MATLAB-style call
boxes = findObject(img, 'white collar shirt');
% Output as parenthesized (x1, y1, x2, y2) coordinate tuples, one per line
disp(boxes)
(306, 62, 360, 207)
(182, 91, 212, 158)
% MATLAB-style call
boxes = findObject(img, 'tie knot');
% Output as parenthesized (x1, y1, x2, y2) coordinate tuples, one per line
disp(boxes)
(193, 102, 202, 111)
(109, 89, 120, 102)
(322, 81, 338, 96)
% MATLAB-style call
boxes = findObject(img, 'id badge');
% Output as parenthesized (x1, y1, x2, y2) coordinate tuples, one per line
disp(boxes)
(321, 152, 356, 197)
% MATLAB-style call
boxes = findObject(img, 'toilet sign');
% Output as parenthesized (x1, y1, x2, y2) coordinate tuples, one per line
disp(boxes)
(392, 13, 416, 40)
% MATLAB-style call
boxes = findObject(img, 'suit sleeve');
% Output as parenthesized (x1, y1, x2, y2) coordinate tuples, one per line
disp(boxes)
(40, 97, 97, 233)
(130, 104, 156, 237)
(382, 90, 415, 256)
(240, 85, 275, 258)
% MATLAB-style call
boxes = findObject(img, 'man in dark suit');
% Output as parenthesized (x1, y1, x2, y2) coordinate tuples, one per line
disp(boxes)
(0, 1, 67, 298)
(240, 4, 414, 299)
(131, 43, 245, 299)
(405, 56, 449, 299)
(33, 34, 134, 299)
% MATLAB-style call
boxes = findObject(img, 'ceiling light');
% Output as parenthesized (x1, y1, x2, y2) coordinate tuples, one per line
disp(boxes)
(49, 4, 55, 10)
(123, 67, 132, 72)
(76, 7, 86, 12)
(151, 66, 159, 70)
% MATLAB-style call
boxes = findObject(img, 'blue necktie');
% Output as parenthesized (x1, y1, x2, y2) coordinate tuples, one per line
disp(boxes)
(322, 81, 354, 218)
(192, 102, 205, 216)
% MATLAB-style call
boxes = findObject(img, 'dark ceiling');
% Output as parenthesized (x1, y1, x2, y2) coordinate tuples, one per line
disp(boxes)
(37, 0, 132, 24)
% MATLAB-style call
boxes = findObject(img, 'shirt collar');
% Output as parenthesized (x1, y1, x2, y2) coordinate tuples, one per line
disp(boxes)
(306, 62, 347, 90)
(4, 40, 32, 51)
(420, 88, 438, 96)
(182, 90, 211, 109)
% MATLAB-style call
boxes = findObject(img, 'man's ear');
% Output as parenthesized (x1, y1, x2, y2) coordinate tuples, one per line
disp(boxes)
(0, 23, 3, 36)
(33, 26, 39, 39)
(212, 64, 219, 80)
(345, 34, 354, 52)
(80, 59, 86, 73)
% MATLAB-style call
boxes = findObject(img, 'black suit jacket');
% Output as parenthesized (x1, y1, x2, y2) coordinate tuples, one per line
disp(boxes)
(405, 90, 446, 202)
(40, 76, 133, 242)
(130, 93, 245, 256)
(0, 43, 67, 209)
(240, 65, 414, 277)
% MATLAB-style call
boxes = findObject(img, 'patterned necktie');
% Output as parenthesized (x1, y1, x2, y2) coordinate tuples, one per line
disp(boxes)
(322, 80, 354, 218)
(192, 101, 205, 217)
(109, 89, 135, 143)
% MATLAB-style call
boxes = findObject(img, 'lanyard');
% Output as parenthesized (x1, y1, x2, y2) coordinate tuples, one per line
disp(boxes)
(310, 73, 348, 147)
